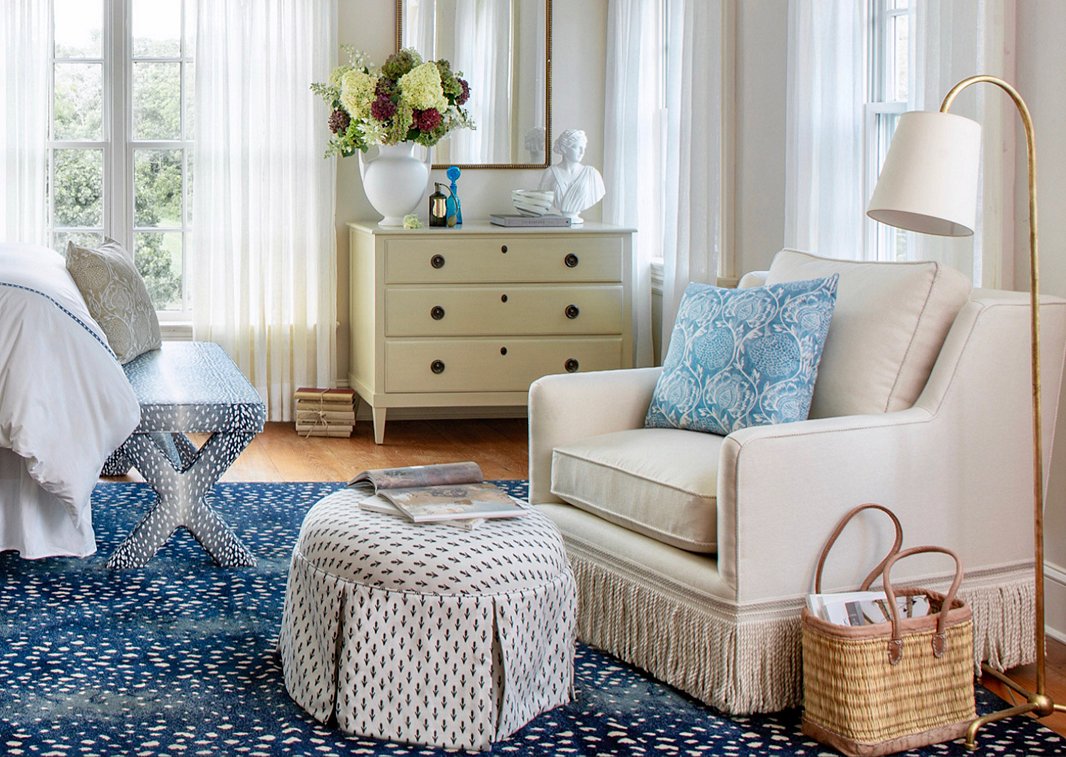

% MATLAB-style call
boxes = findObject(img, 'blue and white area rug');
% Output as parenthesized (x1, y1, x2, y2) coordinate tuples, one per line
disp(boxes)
(0, 481, 1062, 756)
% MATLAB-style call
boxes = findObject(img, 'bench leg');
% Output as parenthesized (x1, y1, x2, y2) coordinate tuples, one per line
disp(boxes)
(101, 447, 133, 477)
(108, 431, 257, 569)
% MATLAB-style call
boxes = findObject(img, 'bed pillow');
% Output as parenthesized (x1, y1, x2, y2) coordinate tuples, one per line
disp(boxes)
(645, 276, 839, 435)
(66, 238, 161, 364)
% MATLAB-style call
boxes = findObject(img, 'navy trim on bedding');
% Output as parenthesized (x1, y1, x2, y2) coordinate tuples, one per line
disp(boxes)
(0, 281, 116, 358)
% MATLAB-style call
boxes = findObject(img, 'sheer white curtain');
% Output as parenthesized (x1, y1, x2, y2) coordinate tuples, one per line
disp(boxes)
(783, 0, 865, 259)
(909, 0, 1016, 287)
(192, 0, 338, 421)
(452, 0, 511, 163)
(403, 0, 437, 55)
(0, 1, 49, 245)
(660, 0, 725, 336)
(603, 0, 726, 365)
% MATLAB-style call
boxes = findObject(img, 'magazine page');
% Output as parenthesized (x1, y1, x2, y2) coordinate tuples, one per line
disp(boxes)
(809, 590, 933, 626)
(358, 494, 487, 530)
(382, 482, 529, 522)
(348, 461, 484, 489)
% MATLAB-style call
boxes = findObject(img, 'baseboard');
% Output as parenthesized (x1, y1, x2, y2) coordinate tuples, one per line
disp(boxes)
(354, 405, 527, 422)
(1046, 561, 1066, 644)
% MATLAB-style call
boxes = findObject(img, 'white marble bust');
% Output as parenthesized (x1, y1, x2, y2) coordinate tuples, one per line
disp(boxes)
(537, 129, 606, 225)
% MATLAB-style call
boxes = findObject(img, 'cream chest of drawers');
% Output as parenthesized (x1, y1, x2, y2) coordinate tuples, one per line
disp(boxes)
(347, 220, 634, 443)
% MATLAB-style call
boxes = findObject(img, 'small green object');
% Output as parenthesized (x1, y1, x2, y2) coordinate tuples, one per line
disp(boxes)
(402, 214, 423, 229)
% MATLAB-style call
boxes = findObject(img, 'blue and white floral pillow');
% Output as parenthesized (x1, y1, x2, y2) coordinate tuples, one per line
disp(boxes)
(645, 275, 839, 435)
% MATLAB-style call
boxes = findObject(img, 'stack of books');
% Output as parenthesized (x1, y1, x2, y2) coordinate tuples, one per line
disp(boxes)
(294, 387, 356, 438)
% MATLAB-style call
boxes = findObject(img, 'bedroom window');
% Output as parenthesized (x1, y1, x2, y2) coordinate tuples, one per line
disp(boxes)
(864, 0, 912, 261)
(49, 0, 194, 314)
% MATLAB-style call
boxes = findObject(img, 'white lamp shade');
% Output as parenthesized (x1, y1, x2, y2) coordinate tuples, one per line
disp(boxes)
(867, 111, 982, 237)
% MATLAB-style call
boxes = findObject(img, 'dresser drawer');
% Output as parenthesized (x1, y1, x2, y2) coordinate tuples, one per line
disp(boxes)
(384, 337, 623, 393)
(385, 285, 624, 337)
(384, 236, 623, 284)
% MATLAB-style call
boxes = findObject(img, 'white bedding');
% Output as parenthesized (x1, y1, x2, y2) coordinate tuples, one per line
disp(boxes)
(0, 243, 140, 558)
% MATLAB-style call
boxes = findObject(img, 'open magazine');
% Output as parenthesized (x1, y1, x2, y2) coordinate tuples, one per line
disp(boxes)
(348, 461, 530, 525)
(807, 590, 933, 627)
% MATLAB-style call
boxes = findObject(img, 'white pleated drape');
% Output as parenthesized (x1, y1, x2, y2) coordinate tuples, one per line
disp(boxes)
(909, 0, 1016, 287)
(0, 1, 49, 245)
(603, 0, 726, 365)
(191, 0, 338, 421)
(783, 0, 865, 260)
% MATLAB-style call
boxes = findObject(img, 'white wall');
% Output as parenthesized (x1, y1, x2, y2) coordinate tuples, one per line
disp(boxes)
(334, 0, 608, 382)
(1015, 0, 1066, 643)
(733, 1, 788, 276)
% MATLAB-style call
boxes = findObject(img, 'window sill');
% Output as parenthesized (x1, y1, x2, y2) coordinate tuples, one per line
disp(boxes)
(160, 321, 194, 341)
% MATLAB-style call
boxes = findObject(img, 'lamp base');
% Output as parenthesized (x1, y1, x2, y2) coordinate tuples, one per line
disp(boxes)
(965, 664, 1066, 749)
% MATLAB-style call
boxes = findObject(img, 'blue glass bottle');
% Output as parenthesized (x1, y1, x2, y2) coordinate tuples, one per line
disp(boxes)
(446, 166, 463, 226)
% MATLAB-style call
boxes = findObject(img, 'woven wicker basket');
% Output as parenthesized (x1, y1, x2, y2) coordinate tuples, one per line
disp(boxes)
(801, 505, 976, 756)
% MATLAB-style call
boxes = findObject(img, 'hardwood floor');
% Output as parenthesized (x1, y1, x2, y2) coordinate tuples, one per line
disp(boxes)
(113, 419, 530, 484)
(111, 417, 1066, 738)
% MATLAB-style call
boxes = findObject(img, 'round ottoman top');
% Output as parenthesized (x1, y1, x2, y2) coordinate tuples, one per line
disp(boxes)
(294, 488, 571, 595)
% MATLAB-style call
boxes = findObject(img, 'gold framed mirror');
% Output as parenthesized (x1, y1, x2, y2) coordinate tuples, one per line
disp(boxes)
(395, 0, 552, 170)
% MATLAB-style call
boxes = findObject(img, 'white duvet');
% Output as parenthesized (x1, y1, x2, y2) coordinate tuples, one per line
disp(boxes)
(0, 243, 140, 558)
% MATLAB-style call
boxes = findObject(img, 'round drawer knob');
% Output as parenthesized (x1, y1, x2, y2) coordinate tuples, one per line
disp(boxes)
(565, 304, 580, 320)
(431, 359, 446, 374)
(565, 358, 580, 373)
(430, 305, 446, 320)
(500, 346, 508, 356)
(564, 253, 579, 268)
(500, 244, 508, 253)
(501, 293, 509, 303)
(431, 254, 446, 269)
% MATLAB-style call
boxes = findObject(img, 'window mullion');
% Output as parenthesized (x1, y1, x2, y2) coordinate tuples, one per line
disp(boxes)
(106, 0, 130, 249)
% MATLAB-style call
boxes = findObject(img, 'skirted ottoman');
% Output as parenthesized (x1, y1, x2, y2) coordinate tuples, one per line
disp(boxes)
(278, 488, 577, 751)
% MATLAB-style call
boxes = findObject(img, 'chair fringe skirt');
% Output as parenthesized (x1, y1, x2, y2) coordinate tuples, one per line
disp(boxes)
(569, 556, 1034, 715)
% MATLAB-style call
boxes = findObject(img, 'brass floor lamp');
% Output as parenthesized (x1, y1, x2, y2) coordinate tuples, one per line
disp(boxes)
(866, 75, 1065, 750)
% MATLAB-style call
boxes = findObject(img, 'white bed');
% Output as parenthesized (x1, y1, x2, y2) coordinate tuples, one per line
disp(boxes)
(0, 243, 140, 558)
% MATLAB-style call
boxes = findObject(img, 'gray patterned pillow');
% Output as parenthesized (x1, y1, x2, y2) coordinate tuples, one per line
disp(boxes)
(66, 238, 161, 364)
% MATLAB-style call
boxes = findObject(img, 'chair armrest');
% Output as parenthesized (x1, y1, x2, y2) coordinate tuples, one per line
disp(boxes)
(528, 367, 662, 504)
(716, 409, 943, 603)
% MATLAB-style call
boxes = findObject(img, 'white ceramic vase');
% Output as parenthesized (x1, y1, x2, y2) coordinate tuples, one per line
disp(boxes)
(358, 142, 432, 227)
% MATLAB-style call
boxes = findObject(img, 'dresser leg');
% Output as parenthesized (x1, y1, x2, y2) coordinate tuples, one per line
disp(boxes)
(372, 407, 387, 444)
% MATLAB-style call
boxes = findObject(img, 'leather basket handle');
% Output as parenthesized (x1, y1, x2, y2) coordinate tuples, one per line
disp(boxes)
(814, 504, 904, 594)
(881, 545, 965, 665)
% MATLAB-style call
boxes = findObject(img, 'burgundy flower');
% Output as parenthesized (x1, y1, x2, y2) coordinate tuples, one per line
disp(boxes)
(371, 93, 397, 121)
(457, 78, 470, 105)
(413, 108, 442, 132)
(328, 108, 350, 134)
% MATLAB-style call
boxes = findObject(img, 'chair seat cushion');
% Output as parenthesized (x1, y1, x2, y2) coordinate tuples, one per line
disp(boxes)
(551, 427, 723, 553)
(765, 249, 971, 417)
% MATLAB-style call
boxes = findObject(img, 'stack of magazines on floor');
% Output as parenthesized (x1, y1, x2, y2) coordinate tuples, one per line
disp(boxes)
(807, 590, 933, 626)
(294, 387, 356, 438)
(349, 461, 530, 530)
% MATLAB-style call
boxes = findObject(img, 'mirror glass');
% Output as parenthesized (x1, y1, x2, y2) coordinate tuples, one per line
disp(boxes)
(397, 0, 551, 169)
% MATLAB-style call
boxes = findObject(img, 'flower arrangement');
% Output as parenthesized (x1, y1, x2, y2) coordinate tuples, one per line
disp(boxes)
(311, 47, 474, 158)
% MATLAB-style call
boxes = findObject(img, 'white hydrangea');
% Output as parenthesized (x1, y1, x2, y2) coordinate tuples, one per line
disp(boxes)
(398, 62, 448, 112)
(339, 69, 376, 120)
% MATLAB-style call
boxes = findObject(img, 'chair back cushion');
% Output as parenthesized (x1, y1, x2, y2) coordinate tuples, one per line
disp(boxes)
(765, 249, 971, 417)
(551, 427, 723, 553)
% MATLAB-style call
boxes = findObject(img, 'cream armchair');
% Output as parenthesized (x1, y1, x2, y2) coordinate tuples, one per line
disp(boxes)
(528, 250, 1066, 714)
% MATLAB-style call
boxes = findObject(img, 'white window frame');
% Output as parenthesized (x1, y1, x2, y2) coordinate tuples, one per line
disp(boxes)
(863, 0, 912, 262)
(48, 0, 193, 322)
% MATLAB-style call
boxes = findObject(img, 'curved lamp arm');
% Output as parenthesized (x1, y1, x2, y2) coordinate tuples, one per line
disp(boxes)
(867, 75, 1064, 748)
